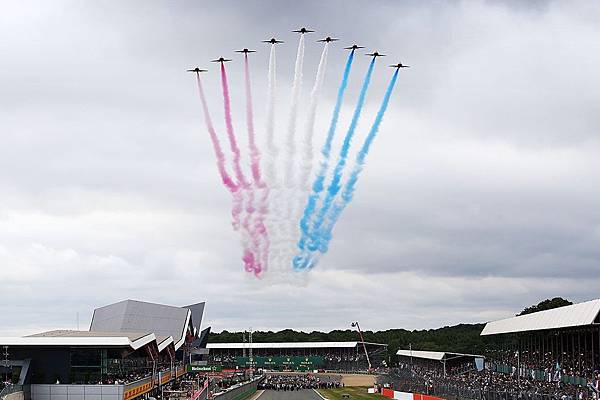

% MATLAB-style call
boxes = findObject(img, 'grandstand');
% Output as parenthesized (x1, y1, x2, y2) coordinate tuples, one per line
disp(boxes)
(0, 300, 210, 400)
(481, 298, 600, 389)
(206, 341, 387, 371)
(387, 298, 600, 400)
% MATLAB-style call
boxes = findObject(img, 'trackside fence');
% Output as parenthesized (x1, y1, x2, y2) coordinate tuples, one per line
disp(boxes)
(212, 376, 264, 400)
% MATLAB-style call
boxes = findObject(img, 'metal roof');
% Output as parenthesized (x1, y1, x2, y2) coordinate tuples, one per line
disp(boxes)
(481, 298, 600, 336)
(0, 331, 156, 350)
(396, 349, 483, 361)
(27, 330, 150, 341)
(207, 341, 385, 349)
(396, 350, 445, 361)
(183, 302, 206, 335)
(90, 299, 192, 350)
(156, 335, 175, 352)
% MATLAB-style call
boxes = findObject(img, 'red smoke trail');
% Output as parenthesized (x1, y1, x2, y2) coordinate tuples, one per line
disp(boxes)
(243, 54, 270, 276)
(194, 72, 246, 252)
(244, 54, 262, 186)
(195, 73, 237, 192)
(220, 63, 263, 276)
(220, 63, 248, 188)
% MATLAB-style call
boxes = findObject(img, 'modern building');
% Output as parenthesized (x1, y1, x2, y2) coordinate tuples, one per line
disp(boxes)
(0, 300, 209, 400)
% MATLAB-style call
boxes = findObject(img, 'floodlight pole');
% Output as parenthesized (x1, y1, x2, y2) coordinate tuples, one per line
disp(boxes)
(351, 322, 371, 370)
(3, 346, 9, 384)
(249, 328, 253, 378)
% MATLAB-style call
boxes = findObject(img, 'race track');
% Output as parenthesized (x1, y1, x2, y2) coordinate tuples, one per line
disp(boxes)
(258, 389, 323, 400)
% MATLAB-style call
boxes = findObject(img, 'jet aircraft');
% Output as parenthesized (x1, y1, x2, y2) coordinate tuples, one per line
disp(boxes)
(317, 36, 338, 43)
(211, 57, 231, 63)
(293, 27, 314, 34)
(262, 38, 284, 44)
(344, 44, 365, 51)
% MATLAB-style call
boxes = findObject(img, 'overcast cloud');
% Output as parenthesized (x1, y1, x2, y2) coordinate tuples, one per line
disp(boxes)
(1, 0, 599, 336)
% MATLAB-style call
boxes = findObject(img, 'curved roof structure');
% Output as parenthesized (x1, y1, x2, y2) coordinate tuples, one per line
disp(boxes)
(481, 298, 600, 336)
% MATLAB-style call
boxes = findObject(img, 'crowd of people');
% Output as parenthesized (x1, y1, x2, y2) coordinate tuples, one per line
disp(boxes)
(79, 364, 182, 385)
(258, 374, 343, 391)
(386, 360, 600, 400)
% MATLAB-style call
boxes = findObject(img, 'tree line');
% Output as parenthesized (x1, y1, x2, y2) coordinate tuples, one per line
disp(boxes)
(208, 298, 572, 362)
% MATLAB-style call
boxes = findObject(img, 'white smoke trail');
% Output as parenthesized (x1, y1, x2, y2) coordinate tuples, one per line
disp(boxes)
(279, 43, 331, 268)
(283, 34, 305, 189)
(265, 44, 278, 180)
(276, 34, 306, 275)
(263, 44, 284, 278)
(299, 43, 329, 191)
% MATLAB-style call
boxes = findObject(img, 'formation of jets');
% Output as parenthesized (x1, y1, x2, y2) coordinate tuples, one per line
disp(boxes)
(188, 28, 409, 73)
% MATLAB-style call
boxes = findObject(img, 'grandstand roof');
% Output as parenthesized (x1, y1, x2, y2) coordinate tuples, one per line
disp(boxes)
(0, 330, 156, 350)
(481, 298, 600, 336)
(396, 349, 483, 361)
(207, 341, 386, 349)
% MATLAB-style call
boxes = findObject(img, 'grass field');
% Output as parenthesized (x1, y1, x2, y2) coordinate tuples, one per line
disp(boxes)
(317, 387, 382, 400)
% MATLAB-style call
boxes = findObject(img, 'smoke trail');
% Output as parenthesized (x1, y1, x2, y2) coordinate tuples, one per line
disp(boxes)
(265, 44, 278, 164)
(283, 34, 305, 188)
(194, 73, 237, 192)
(286, 43, 330, 271)
(298, 43, 329, 191)
(274, 34, 305, 274)
(244, 54, 262, 186)
(242, 53, 269, 276)
(262, 44, 281, 277)
(315, 69, 400, 257)
(220, 63, 248, 189)
(303, 57, 377, 264)
(294, 50, 355, 266)
(220, 63, 260, 275)
(194, 73, 256, 274)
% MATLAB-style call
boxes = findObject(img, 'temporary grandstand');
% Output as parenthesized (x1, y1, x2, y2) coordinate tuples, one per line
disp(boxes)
(0, 300, 209, 400)
(206, 341, 387, 371)
(481, 298, 600, 387)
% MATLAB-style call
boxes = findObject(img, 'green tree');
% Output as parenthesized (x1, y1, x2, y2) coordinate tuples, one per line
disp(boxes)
(517, 297, 572, 316)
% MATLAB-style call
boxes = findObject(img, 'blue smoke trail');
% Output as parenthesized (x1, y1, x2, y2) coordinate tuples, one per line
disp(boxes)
(304, 57, 377, 256)
(295, 51, 356, 264)
(316, 69, 400, 254)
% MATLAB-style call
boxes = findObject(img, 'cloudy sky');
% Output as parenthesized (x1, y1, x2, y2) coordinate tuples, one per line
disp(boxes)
(1, 0, 599, 336)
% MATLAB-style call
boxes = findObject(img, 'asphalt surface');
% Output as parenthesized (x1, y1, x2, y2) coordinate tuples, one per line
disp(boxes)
(258, 389, 323, 400)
